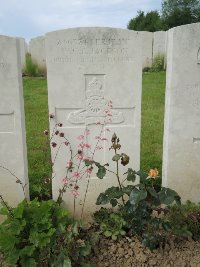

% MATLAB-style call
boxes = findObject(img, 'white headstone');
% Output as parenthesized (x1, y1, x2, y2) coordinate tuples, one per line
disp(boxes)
(153, 31, 167, 58)
(0, 36, 29, 208)
(29, 36, 46, 69)
(46, 27, 142, 218)
(140, 31, 153, 68)
(162, 23, 200, 202)
(16, 37, 26, 70)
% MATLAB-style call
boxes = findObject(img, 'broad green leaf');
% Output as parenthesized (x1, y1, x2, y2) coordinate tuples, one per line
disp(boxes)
(0, 206, 10, 216)
(136, 170, 148, 182)
(96, 166, 106, 179)
(112, 235, 117, 240)
(127, 168, 136, 182)
(158, 187, 181, 205)
(96, 193, 109, 205)
(13, 202, 24, 219)
(84, 159, 95, 166)
(129, 188, 147, 206)
(110, 198, 118, 207)
(104, 230, 112, 237)
(147, 187, 157, 198)
(105, 187, 123, 199)
(4, 249, 20, 265)
(80, 243, 91, 256)
(122, 185, 135, 195)
(112, 154, 121, 161)
(20, 245, 35, 257)
(21, 257, 37, 267)
(120, 230, 126, 235)
(63, 257, 72, 267)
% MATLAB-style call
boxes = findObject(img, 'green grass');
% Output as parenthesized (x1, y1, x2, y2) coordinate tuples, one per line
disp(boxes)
(23, 72, 166, 196)
(141, 71, 166, 174)
(23, 77, 51, 197)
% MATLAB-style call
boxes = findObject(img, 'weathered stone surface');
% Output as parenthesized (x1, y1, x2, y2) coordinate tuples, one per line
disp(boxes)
(46, 27, 142, 218)
(140, 31, 153, 68)
(29, 36, 46, 69)
(162, 23, 200, 202)
(16, 37, 26, 70)
(153, 31, 167, 58)
(0, 36, 29, 210)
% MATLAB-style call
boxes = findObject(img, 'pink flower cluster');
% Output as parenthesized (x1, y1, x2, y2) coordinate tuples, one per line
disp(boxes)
(66, 160, 73, 168)
(78, 143, 91, 149)
(95, 136, 108, 141)
(72, 172, 80, 179)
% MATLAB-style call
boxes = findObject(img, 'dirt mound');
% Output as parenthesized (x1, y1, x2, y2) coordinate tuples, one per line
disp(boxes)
(88, 236, 200, 267)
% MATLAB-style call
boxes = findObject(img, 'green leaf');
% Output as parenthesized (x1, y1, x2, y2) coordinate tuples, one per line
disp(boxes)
(158, 187, 181, 205)
(20, 246, 35, 257)
(0, 206, 10, 216)
(21, 257, 37, 267)
(96, 166, 106, 179)
(129, 188, 147, 206)
(13, 202, 24, 219)
(0, 231, 17, 251)
(136, 170, 148, 182)
(96, 193, 109, 205)
(84, 159, 95, 166)
(80, 243, 91, 256)
(120, 230, 126, 235)
(105, 187, 123, 199)
(147, 187, 158, 198)
(63, 257, 72, 267)
(112, 235, 117, 240)
(110, 198, 118, 207)
(104, 230, 112, 237)
(53, 253, 72, 267)
(127, 168, 136, 182)
(112, 154, 121, 161)
(122, 185, 135, 195)
(4, 249, 20, 265)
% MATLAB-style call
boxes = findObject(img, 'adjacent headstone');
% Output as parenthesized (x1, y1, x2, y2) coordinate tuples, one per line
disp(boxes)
(0, 36, 29, 209)
(46, 27, 142, 218)
(153, 31, 167, 58)
(29, 36, 46, 69)
(16, 37, 26, 70)
(162, 23, 200, 202)
(140, 31, 153, 68)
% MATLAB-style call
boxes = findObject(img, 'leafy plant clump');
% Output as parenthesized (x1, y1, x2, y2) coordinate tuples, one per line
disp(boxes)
(87, 133, 181, 250)
(24, 53, 46, 77)
(94, 208, 126, 240)
(0, 199, 91, 267)
(167, 201, 200, 240)
(24, 53, 39, 77)
(150, 54, 165, 72)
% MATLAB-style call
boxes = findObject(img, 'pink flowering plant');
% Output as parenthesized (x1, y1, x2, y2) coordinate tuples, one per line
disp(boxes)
(0, 99, 115, 267)
(47, 101, 113, 216)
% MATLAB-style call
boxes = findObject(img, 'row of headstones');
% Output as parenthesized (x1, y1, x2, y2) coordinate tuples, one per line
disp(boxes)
(0, 24, 199, 218)
(18, 31, 167, 71)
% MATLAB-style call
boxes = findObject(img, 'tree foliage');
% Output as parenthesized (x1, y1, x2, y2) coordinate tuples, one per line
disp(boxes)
(161, 0, 200, 29)
(127, 10, 163, 32)
(127, 1, 200, 32)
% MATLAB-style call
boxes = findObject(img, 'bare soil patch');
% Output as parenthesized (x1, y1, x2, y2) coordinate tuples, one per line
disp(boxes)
(88, 236, 200, 267)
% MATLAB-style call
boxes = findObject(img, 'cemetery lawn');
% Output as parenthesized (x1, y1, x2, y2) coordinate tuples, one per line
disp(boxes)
(23, 72, 166, 196)
(23, 77, 52, 195)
